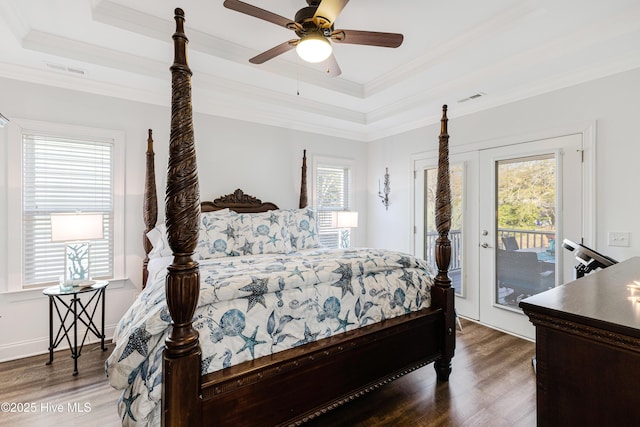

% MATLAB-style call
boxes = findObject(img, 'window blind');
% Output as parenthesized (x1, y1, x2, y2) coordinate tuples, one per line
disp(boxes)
(316, 165, 350, 248)
(22, 134, 114, 287)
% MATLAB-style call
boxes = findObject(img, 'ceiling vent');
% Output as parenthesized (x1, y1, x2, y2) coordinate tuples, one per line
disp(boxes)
(458, 92, 486, 103)
(46, 63, 87, 77)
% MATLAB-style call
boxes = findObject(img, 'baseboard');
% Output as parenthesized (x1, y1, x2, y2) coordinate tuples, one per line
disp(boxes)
(0, 324, 117, 363)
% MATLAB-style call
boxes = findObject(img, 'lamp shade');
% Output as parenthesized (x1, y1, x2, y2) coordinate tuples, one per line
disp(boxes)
(51, 213, 104, 242)
(335, 211, 359, 229)
(296, 34, 332, 63)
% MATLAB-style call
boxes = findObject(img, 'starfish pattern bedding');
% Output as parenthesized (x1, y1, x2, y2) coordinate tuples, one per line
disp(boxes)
(106, 247, 434, 426)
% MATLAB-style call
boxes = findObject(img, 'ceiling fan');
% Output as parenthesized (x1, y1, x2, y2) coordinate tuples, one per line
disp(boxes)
(223, 0, 404, 77)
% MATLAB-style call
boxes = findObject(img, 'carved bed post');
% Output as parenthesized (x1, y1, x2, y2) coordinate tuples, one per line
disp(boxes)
(162, 8, 202, 426)
(299, 149, 308, 208)
(432, 105, 456, 380)
(434, 105, 452, 288)
(143, 129, 157, 289)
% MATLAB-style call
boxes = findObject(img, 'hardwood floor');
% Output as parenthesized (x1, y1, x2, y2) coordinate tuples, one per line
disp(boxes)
(0, 342, 121, 427)
(0, 319, 535, 426)
(306, 319, 537, 427)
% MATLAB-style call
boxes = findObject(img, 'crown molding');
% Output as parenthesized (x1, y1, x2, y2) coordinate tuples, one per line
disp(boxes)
(0, 61, 367, 141)
(0, 61, 168, 106)
(364, 0, 542, 98)
(20, 30, 367, 124)
(3, 0, 639, 143)
(0, 0, 30, 41)
(92, 0, 363, 98)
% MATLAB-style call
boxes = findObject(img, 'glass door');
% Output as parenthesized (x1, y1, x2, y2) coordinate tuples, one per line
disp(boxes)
(415, 152, 479, 320)
(478, 134, 583, 339)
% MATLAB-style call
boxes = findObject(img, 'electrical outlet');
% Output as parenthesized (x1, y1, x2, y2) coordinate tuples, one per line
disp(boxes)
(608, 232, 630, 247)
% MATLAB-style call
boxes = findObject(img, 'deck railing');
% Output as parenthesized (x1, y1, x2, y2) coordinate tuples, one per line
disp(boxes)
(497, 228, 555, 251)
(424, 228, 555, 272)
(425, 230, 462, 272)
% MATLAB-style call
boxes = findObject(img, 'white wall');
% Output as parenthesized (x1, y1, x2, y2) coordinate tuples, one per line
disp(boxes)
(2, 66, 639, 360)
(367, 67, 640, 264)
(0, 77, 367, 361)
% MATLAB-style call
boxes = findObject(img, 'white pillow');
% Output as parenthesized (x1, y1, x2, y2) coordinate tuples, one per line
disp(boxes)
(146, 223, 172, 259)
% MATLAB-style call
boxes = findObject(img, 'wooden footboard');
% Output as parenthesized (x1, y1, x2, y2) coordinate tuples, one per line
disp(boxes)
(200, 308, 447, 426)
(158, 8, 454, 426)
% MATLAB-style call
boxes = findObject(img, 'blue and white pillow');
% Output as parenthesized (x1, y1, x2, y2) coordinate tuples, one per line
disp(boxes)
(195, 209, 238, 259)
(234, 210, 292, 255)
(287, 208, 321, 250)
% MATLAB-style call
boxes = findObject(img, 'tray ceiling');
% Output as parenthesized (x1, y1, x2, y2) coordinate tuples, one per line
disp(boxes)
(1, 0, 639, 141)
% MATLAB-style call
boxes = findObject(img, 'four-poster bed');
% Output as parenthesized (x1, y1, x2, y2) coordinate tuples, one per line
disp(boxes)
(107, 8, 455, 427)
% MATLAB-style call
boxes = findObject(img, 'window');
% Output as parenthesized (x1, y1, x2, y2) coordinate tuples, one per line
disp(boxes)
(6, 120, 124, 291)
(314, 157, 353, 249)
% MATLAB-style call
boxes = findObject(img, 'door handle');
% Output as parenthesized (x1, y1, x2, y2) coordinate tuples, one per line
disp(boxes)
(481, 242, 491, 248)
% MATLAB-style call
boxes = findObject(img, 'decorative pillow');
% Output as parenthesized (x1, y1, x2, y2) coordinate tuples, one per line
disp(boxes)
(146, 223, 173, 259)
(287, 208, 321, 250)
(195, 209, 238, 260)
(234, 210, 292, 255)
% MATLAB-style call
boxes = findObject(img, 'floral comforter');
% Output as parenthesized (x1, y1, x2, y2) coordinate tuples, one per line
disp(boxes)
(106, 247, 434, 426)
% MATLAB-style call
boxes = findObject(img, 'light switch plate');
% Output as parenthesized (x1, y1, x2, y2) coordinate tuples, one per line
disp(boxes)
(608, 232, 630, 247)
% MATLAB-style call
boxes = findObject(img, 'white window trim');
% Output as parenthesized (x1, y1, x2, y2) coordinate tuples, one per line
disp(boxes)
(312, 155, 356, 248)
(312, 155, 356, 207)
(4, 118, 125, 293)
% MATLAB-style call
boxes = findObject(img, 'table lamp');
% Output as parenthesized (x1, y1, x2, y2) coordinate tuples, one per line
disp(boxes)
(51, 213, 104, 286)
(334, 211, 358, 248)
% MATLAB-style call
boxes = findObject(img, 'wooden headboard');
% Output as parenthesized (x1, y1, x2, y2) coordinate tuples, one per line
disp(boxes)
(142, 144, 308, 287)
(201, 189, 278, 213)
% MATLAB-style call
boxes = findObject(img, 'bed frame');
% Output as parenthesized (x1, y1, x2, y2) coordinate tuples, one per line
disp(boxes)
(146, 8, 455, 426)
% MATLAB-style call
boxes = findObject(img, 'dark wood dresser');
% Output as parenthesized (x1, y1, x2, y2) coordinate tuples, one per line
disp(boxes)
(520, 257, 640, 426)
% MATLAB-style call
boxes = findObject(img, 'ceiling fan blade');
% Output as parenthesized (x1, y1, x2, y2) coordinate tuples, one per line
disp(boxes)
(313, 0, 349, 28)
(249, 41, 297, 64)
(331, 29, 403, 48)
(315, 53, 342, 77)
(223, 0, 294, 29)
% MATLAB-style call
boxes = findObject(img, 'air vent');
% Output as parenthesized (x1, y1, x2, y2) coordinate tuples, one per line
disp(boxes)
(46, 63, 87, 77)
(458, 92, 486, 103)
(67, 67, 86, 75)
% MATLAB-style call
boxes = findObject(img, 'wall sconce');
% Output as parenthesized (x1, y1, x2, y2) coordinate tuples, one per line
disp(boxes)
(51, 213, 104, 287)
(378, 167, 390, 210)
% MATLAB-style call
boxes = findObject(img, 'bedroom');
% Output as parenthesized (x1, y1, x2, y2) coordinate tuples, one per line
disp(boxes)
(1, 0, 640, 425)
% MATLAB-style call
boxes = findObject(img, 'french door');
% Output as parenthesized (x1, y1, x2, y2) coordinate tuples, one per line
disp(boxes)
(415, 133, 585, 339)
(415, 151, 479, 319)
(478, 134, 583, 338)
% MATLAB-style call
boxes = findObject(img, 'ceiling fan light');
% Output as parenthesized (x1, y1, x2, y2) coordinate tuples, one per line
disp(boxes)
(296, 35, 332, 63)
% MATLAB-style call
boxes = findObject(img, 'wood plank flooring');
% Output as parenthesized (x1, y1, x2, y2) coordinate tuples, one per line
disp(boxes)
(305, 319, 537, 427)
(0, 342, 121, 427)
(0, 319, 536, 426)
